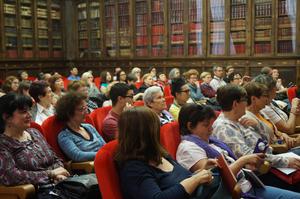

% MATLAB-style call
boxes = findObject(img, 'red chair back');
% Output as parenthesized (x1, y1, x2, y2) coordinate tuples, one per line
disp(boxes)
(85, 114, 95, 127)
(163, 85, 172, 97)
(94, 77, 101, 88)
(94, 140, 123, 199)
(133, 100, 144, 107)
(30, 121, 44, 136)
(89, 106, 112, 137)
(27, 76, 37, 82)
(287, 86, 297, 103)
(160, 121, 181, 160)
(41, 115, 66, 160)
(165, 96, 174, 109)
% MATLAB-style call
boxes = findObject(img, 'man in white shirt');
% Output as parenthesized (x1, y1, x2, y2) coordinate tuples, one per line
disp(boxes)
(209, 65, 227, 91)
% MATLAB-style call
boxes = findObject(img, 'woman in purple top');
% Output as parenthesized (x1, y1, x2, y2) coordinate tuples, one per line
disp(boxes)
(0, 93, 70, 197)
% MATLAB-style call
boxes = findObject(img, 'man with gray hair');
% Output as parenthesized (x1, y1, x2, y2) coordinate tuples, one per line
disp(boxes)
(209, 65, 227, 91)
(143, 86, 174, 126)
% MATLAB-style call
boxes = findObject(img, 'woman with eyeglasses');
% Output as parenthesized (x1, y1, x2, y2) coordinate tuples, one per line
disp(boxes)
(0, 93, 70, 194)
(56, 92, 106, 162)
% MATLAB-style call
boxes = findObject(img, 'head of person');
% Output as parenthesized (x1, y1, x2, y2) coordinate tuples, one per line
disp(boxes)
(272, 69, 279, 80)
(116, 70, 127, 82)
(115, 67, 122, 75)
(67, 80, 89, 99)
(18, 70, 29, 81)
(29, 80, 52, 106)
(109, 83, 133, 107)
(131, 67, 142, 79)
(200, 72, 212, 84)
(157, 73, 167, 83)
(225, 65, 234, 76)
(142, 73, 154, 87)
(100, 71, 112, 83)
(243, 82, 269, 111)
(0, 93, 33, 133)
(185, 69, 199, 85)
(171, 78, 190, 104)
(70, 67, 78, 76)
(143, 86, 166, 114)
(260, 66, 273, 76)
(252, 74, 277, 104)
(127, 73, 138, 85)
(115, 106, 167, 165)
(55, 92, 87, 124)
(17, 80, 31, 97)
(228, 72, 242, 86)
(217, 85, 248, 118)
(2, 76, 19, 93)
(149, 67, 157, 76)
(213, 66, 224, 78)
(48, 74, 64, 93)
(81, 71, 94, 84)
(179, 104, 216, 140)
(168, 68, 180, 80)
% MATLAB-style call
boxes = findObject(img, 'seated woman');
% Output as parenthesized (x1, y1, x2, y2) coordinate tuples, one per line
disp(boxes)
(99, 70, 112, 94)
(199, 72, 216, 98)
(138, 73, 154, 94)
(81, 71, 101, 99)
(0, 93, 69, 191)
(116, 106, 227, 199)
(67, 80, 98, 113)
(176, 103, 300, 199)
(56, 92, 106, 162)
(143, 86, 174, 125)
(1, 76, 19, 96)
(29, 81, 54, 125)
(48, 74, 65, 105)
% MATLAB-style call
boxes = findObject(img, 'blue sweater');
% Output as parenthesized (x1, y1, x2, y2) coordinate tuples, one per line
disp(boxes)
(58, 123, 106, 162)
(119, 156, 191, 199)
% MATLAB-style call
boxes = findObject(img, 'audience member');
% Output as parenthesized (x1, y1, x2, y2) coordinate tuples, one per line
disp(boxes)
(210, 66, 226, 91)
(29, 81, 54, 125)
(261, 66, 273, 76)
(149, 67, 157, 81)
(116, 70, 127, 84)
(102, 83, 133, 141)
(48, 74, 65, 105)
(168, 68, 180, 83)
(67, 67, 80, 81)
(81, 71, 101, 99)
(56, 92, 106, 162)
(143, 86, 174, 125)
(228, 72, 243, 86)
(185, 69, 205, 102)
(138, 73, 154, 93)
(199, 72, 216, 98)
(100, 70, 112, 94)
(116, 106, 222, 199)
(17, 70, 29, 82)
(17, 80, 31, 97)
(1, 76, 19, 94)
(224, 65, 235, 83)
(131, 67, 142, 82)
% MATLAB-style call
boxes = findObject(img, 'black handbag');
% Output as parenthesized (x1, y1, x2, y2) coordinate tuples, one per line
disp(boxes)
(52, 173, 101, 199)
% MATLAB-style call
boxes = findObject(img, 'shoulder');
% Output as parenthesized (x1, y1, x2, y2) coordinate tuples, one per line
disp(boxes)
(120, 160, 154, 177)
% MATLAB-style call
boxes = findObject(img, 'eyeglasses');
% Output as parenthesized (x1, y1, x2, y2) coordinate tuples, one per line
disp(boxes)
(76, 105, 88, 112)
(180, 89, 190, 93)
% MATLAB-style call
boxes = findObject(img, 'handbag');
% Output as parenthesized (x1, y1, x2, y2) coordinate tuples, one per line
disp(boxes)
(52, 173, 101, 199)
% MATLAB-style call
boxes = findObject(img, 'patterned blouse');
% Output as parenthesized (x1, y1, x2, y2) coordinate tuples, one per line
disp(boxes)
(212, 113, 288, 168)
(0, 128, 64, 186)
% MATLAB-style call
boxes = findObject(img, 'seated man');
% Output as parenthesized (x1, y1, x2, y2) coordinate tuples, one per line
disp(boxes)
(102, 83, 134, 141)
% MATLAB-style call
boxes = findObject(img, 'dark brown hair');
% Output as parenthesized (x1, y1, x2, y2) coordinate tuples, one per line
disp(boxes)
(115, 107, 168, 166)
(67, 80, 88, 92)
(243, 82, 268, 105)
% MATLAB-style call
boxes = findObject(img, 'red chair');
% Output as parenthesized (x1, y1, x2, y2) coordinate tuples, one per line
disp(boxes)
(94, 77, 101, 88)
(30, 121, 44, 137)
(163, 85, 172, 97)
(94, 140, 123, 199)
(287, 86, 297, 103)
(89, 106, 112, 137)
(61, 77, 70, 90)
(41, 115, 65, 160)
(85, 114, 95, 127)
(160, 121, 181, 160)
(133, 100, 144, 107)
(27, 76, 36, 82)
(165, 96, 174, 109)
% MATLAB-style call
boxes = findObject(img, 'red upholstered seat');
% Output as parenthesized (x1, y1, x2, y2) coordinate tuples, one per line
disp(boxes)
(287, 86, 297, 103)
(94, 77, 101, 88)
(94, 140, 123, 199)
(163, 85, 172, 97)
(160, 121, 181, 160)
(30, 121, 44, 137)
(133, 100, 144, 107)
(89, 106, 112, 137)
(165, 96, 174, 109)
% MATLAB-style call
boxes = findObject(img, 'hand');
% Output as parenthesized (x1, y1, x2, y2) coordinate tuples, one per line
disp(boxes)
(291, 98, 300, 110)
(281, 133, 295, 149)
(194, 169, 214, 184)
(123, 102, 133, 111)
(204, 159, 219, 169)
(243, 153, 265, 170)
(287, 157, 300, 169)
(51, 167, 70, 178)
(53, 174, 68, 183)
(239, 117, 258, 128)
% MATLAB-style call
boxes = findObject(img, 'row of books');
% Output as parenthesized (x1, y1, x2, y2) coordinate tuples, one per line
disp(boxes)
(21, 0, 31, 4)
(90, 19, 100, 29)
(188, 45, 202, 55)
(210, 21, 225, 31)
(231, 4, 246, 19)
(79, 40, 88, 48)
(152, 35, 164, 45)
(136, 48, 148, 56)
(38, 39, 49, 47)
(136, 1, 147, 14)
(230, 31, 246, 39)
(278, 16, 296, 26)
(78, 10, 87, 20)
(22, 38, 33, 46)
(105, 20, 116, 31)
(171, 24, 183, 33)
(152, 13, 164, 24)
(210, 32, 225, 41)
(255, 3, 272, 17)
(278, 27, 294, 37)
(23, 50, 33, 58)
(278, 41, 294, 53)
(170, 0, 183, 10)
(210, 5, 225, 21)
(90, 41, 100, 50)
(136, 15, 148, 26)
(210, 43, 225, 54)
(278, 0, 296, 16)
(119, 17, 129, 29)
(171, 35, 184, 43)
(79, 31, 88, 39)
(4, 4, 16, 14)
(136, 26, 147, 35)
(230, 43, 246, 54)
(90, 2, 99, 8)
(90, 9, 100, 19)
(104, 0, 114, 5)
(120, 49, 131, 57)
(255, 29, 271, 37)
(79, 21, 87, 30)
(255, 0, 272, 3)
(189, 0, 202, 10)
(52, 39, 62, 46)
(152, 0, 163, 12)
(21, 6, 32, 16)
(152, 47, 165, 56)
(170, 10, 184, 23)
(232, 0, 247, 5)
(151, 25, 164, 35)
(51, 10, 61, 19)
(38, 29, 48, 37)
(105, 6, 115, 17)
(37, 8, 47, 18)
(254, 42, 271, 54)
(118, 4, 129, 15)
(105, 35, 116, 46)
(120, 38, 131, 47)
(21, 19, 32, 28)
(136, 36, 148, 46)
(189, 23, 202, 32)
(189, 32, 202, 41)
(231, 19, 246, 30)
(21, 29, 33, 36)
(4, 17, 16, 26)
(189, 11, 203, 22)
(37, 0, 47, 7)
(37, 20, 48, 28)
(171, 46, 184, 56)
(255, 17, 272, 26)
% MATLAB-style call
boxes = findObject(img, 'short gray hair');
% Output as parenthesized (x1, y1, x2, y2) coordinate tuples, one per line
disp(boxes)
(143, 86, 163, 106)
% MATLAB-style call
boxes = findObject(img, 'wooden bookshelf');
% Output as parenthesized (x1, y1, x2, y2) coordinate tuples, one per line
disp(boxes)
(135, 0, 149, 57)
(104, 0, 117, 57)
